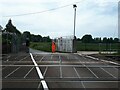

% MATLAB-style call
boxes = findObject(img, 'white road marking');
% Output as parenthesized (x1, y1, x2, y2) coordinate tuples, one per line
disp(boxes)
(58, 55, 61, 61)
(86, 67, 99, 78)
(40, 56, 45, 61)
(41, 80, 49, 90)
(1, 64, 119, 68)
(60, 66, 62, 78)
(80, 55, 119, 79)
(31, 55, 43, 78)
(85, 55, 119, 78)
(2, 67, 7, 70)
(24, 67, 34, 78)
(100, 67, 117, 78)
(13, 55, 29, 64)
(3, 55, 10, 61)
(47, 81, 119, 82)
(77, 56, 83, 64)
(82, 55, 87, 60)
(59, 55, 62, 78)
(47, 77, 95, 78)
(7, 55, 11, 58)
(74, 67, 80, 78)
(6, 55, 11, 60)
(14, 57, 17, 59)
(2, 55, 30, 74)
(5, 67, 21, 78)
(20, 55, 29, 61)
(86, 55, 120, 65)
(82, 81, 119, 82)
(81, 81, 85, 88)
(77, 55, 99, 78)
(67, 55, 69, 60)
(113, 67, 118, 70)
(43, 67, 48, 76)
(30, 53, 49, 90)
(37, 82, 41, 88)
(101, 59, 119, 65)
(51, 55, 53, 60)
(45, 77, 60, 78)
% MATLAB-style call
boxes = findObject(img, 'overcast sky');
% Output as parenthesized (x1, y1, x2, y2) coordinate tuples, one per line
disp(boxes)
(0, 0, 119, 39)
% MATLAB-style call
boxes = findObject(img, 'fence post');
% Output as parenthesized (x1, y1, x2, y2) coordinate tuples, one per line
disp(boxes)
(99, 43, 101, 54)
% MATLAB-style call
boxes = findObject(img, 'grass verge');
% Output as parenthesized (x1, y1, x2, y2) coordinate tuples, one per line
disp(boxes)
(30, 42, 51, 52)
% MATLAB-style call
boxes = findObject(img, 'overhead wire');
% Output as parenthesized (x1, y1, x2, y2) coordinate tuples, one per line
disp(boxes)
(3, 1, 83, 17)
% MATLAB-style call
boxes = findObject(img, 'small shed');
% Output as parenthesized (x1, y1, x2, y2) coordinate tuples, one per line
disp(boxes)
(54, 36, 77, 53)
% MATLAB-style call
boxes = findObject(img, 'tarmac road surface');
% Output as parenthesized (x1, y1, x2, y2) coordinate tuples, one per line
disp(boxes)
(1, 50, 120, 90)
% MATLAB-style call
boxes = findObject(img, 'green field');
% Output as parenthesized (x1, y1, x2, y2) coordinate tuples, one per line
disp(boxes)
(76, 42, 119, 51)
(30, 42, 52, 52)
(30, 42, 119, 52)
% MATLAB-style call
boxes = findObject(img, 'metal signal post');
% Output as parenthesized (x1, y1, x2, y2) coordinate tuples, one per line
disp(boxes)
(73, 4, 77, 38)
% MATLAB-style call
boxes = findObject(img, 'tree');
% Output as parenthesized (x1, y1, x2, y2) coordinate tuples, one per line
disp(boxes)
(4, 19, 21, 35)
(103, 37, 108, 43)
(109, 37, 113, 43)
(37, 35, 42, 42)
(0, 25, 3, 31)
(77, 38, 81, 41)
(2, 19, 22, 53)
(22, 31, 31, 42)
(114, 38, 119, 43)
(81, 34, 93, 43)
(94, 37, 101, 43)
(43, 36, 51, 42)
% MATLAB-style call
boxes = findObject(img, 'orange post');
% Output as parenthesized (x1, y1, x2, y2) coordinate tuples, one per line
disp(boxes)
(52, 41, 56, 53)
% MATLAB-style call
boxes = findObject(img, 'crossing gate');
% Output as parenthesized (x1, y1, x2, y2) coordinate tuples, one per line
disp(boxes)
(54, 36, 77, 53)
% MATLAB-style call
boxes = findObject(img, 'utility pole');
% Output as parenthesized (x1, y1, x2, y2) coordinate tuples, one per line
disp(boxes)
(73, 4, 77, 53)
(73, 4, 77, 38)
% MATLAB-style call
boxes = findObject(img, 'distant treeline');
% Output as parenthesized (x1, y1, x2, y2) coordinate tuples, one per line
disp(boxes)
(22, 31, 51, 42)
(1, 19, 51, 53)
(2, 19, 51, 44)
(77, 34, 119, 43)
(1, 19, 119, 53)
(1, 19, 119, 44)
